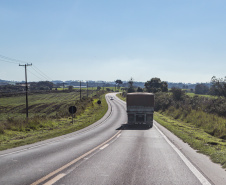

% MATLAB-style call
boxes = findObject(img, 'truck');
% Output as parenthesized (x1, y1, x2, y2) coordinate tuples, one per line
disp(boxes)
(126, 92, 154, 128)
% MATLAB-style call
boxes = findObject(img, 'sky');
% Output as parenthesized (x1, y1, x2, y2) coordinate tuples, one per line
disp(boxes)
(0, 0, 226, 83)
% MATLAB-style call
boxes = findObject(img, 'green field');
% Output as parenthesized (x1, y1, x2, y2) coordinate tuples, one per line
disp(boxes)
(0, 90, 108, 150)
(186, 92, 218, 98)
(0, 90, 97, 120)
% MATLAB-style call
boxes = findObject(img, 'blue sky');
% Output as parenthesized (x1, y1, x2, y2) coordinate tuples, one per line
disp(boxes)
(0, 0, 226, 83)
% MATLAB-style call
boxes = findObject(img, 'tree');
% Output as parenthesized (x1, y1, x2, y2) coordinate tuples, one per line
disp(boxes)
(145, 78, 168, 93)
(161, 81, 168, 92)
(115, 79, 123, 90)
(137, 87, 143, 92)
(127, 77, 135, 93)
(30, 81, 54, 90)
(171, 87, 185, 101)
(195, 84, 209, 95)
(68, 85, 73, 91)
(210, 76, 226, 97)
(97, 86, 101, 91)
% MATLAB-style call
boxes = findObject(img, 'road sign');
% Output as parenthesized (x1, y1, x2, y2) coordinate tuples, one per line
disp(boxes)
(69, 106, 77, 114)
(97, 100, 101, 105)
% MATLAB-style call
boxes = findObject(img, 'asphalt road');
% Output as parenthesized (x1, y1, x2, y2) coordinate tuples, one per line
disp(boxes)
(0, 93, 226, 185)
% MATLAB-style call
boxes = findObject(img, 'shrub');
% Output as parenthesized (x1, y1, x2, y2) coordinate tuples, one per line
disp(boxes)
(155, 92, 226, 138)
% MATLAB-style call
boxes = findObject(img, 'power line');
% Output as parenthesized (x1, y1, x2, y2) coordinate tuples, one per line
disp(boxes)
(30, 67, 51, 81)
(32, 65, 53, 81)
(0, 58, 19, 64)
(0, 54, 53, 81)
(27, 68, 45, 81)
(0, 54, 26, 64)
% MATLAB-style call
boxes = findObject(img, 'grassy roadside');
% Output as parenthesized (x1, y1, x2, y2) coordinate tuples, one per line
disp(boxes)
(0, 94, 108, 151)
(117, 93, 226, 169)
(154, 112, 226, 169)
(116, 93, 126, 101)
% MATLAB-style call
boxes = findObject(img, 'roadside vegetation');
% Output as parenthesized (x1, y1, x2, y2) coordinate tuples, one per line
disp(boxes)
(0, 90, 108, 150)
(154, 90, 226, 168)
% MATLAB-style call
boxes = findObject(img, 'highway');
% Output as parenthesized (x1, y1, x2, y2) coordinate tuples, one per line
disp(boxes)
(0, 93, 226, 185)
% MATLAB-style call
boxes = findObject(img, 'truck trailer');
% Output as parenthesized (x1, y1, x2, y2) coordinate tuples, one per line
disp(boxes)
(126, 92, 154, 128)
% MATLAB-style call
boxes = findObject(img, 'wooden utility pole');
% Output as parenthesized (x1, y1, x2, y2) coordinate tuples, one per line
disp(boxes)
(19, 63, 32, 118)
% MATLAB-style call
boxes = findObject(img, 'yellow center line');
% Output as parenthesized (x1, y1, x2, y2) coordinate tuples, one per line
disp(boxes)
(31, 130, 122, 185)
(43, 173, 66, 185)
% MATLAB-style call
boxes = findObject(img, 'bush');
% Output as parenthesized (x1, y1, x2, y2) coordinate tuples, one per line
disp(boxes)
(155, 92, 226, 138)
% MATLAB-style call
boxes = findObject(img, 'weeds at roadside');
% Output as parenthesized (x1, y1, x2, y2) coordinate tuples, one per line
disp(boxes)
(154, 112, 226, 169)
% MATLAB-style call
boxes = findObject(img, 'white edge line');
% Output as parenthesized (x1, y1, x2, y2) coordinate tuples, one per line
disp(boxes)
(154, 124, 211, 185)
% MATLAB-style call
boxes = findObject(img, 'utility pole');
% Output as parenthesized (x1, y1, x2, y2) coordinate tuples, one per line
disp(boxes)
(80, 81, 81, 100)
(19, 63, 32, 118)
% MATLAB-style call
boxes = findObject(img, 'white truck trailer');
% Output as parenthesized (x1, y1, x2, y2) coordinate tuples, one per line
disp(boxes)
(126, 92, 154, 128)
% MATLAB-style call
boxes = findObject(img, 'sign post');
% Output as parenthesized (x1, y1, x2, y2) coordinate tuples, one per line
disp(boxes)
(69, 106, 77, 124)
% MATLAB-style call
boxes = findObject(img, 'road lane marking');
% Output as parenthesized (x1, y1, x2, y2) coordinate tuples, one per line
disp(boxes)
(43, 173, 66, 185)
(31, 130, 121, 185)
(154, 124, 211, 185)
(100, 144, 109, 150)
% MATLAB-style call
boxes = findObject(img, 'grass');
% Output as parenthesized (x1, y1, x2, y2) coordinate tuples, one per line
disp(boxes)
(116, 93, 126, 101)
(117, 92, 226, 169)
(154, 112, 226, 169)
(0, 90, 98, 120)
(0, 91, 108, 150)
(164, 106, 226, 139)
(186, 92, 218, 99)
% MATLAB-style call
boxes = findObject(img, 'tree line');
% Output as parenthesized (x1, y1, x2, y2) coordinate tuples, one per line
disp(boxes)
(195, 76, 226, 97)
(116, 76, 226, 98)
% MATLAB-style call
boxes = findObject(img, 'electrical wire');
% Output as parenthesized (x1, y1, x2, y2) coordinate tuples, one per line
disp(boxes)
(0, 58, 20, 64)
(0, 54, 53, 82)
(0, 54, 26, 64)
(32, 65, 53, 81)
(27, 68, 45, 81)
(30, 67, 50, 81)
